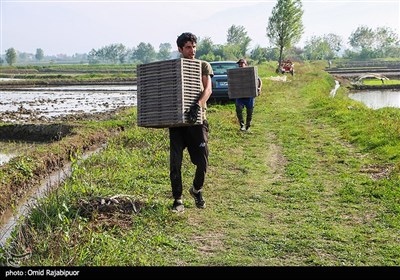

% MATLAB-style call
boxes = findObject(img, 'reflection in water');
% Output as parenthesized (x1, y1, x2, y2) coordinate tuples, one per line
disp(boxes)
(348, 90, 400, 109)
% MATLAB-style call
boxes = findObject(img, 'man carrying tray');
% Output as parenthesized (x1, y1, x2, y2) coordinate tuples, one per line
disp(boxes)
(235, 58, 262, 131)
(170, 32, 214, 212)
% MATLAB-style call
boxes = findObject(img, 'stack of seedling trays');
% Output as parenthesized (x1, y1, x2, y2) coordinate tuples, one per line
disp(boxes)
(227, 66, 259, 99)
(137, 58, 203, 128)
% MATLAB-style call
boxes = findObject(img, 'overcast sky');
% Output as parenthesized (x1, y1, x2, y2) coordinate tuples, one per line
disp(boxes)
(1, 0, 399, 56)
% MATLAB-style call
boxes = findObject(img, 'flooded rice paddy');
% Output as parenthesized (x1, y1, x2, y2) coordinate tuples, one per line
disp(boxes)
(0, 85, 137, 165)
(0, 85, 137, 123)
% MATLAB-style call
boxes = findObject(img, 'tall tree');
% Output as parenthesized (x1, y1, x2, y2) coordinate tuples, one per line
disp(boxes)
(266, 0, 304, 70)
(106, 43, 127, 64)
(132, 42, 156, 64)
(227, 25, 251, 57)
(375, 27, 399, 48)
(196, 37, 214, 58)
(324, 33, 343, 54)
(88, 48, 100, 64)
(374, 26, 399, 57)
(250, 45, 268, 63)
(303, 33, 342, 60)
(5, 48, 17, 66)
(303, 36, 331, 60)
(157, 43, 172, 60)
(222, 44, 242, 61)
(349, 26, 375, 51)
(349, 25, 399, 58)
(35, 48, 44, 61)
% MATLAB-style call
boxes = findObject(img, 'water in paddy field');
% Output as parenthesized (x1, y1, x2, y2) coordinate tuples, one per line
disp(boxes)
(0, 141, 45, 165)
(348, 90, 400, 109)
(329, 79, 400, 110)
(0, 84, 137, 167)
(0, 85, 137, 123)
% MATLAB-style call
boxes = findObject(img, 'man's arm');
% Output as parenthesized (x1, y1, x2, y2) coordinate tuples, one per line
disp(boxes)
(198, 74, 212, 108)
(257, 77, 262, 95)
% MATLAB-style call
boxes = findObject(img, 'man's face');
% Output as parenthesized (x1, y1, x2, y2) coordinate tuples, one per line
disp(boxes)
(239, 62, 246, 68)
(179, 41, 196, 59)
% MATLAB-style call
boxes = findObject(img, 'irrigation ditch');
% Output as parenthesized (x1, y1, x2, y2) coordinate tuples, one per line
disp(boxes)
(0, 80, 136, 247)
(0, 120, 121, 247)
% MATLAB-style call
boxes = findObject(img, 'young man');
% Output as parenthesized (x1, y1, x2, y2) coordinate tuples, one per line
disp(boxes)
(235, 58, 262, 131)
(169, 32, 214, 212)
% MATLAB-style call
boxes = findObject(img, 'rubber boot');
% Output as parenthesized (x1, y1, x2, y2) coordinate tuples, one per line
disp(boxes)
(236, 106, 245, 130)
(246, 107, 253, 130)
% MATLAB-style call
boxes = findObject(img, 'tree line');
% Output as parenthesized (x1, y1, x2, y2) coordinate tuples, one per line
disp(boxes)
(2, 0, 399, 67)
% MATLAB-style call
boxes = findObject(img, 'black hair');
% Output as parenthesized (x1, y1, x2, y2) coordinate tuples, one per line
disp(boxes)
(176, 32, 197, 48)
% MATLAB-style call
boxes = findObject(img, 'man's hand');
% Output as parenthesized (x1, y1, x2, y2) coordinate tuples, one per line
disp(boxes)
(188, 103, 201, 123)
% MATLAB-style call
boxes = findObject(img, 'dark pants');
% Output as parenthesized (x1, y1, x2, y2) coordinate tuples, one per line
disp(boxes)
(169, 121, 209, 200)
(236, 98, 254, 128)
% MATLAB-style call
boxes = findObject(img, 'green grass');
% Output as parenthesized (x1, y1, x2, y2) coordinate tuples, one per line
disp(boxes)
(0, 64, 137, 82)
(2, 61, 400, 266)
(362, 79, 400, 85)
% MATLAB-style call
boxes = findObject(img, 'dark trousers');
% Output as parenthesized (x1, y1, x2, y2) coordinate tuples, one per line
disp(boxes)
(236, 98, 254, 127)
(169, 121, 209, 200)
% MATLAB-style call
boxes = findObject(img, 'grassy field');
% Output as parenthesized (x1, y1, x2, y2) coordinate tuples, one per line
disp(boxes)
(1, 61, 400, 266)
(0, 64, 136, 85)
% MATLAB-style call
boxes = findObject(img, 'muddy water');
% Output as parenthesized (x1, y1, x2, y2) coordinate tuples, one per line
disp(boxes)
(330, 80, 340, 97)
(0, 85, 137, 122)
(348, 90, 400, 109)
(0, 141, 40, 165)
(0, 84, 136, 162)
